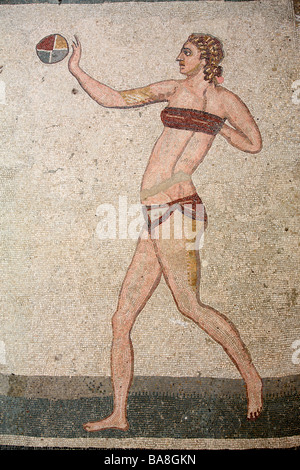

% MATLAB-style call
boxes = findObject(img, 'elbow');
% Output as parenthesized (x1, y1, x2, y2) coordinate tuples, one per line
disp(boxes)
(94, 90, 126, 109)
(94, 98, 120, 109)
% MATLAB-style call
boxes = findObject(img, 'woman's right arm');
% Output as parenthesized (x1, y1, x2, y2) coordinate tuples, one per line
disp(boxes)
(68, 37, 178, 108)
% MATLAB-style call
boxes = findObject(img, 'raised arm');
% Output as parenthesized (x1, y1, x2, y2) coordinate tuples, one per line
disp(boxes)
(219, 89, 262, 154)
(68, 37, 177, 108)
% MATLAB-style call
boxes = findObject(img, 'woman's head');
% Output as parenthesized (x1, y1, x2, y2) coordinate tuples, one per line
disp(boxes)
(186, 34, 224, 83)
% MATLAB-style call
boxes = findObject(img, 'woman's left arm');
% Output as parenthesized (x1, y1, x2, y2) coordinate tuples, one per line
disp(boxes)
(219, 90, 262, 154)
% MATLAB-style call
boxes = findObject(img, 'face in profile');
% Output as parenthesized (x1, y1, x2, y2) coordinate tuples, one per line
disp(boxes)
(176, 41, 204, 76)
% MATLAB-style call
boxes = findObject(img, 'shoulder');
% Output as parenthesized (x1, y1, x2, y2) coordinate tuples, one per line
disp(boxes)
(217, 86, 249, 108)
(215, 86, 251, 116)
(149, 79, 181, 100)
(151, 79, 181, 93)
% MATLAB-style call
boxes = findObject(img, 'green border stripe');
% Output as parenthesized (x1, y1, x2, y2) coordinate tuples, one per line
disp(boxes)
(2, 374, 299, 400)
(0, 393, 299, 439)
(0, 375, 298, 439)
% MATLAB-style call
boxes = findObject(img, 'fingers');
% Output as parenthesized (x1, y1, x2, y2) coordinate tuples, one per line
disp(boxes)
(70, 36, 81, 61)
(72, 35, 81, 48)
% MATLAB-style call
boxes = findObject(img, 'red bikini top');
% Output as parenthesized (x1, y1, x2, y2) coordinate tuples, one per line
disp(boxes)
(161, 107, 225, 135)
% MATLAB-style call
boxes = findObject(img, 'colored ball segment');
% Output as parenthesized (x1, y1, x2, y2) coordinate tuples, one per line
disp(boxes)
(36, 34, 69, 64)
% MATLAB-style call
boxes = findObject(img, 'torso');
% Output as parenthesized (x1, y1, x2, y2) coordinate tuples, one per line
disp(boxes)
(140, 80, 226, 205)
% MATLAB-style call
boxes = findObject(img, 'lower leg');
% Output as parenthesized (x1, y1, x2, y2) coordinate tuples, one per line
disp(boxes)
(110, 330, 135, 424)
(83, 331, 133, 432)
(178, 298, 263, 419)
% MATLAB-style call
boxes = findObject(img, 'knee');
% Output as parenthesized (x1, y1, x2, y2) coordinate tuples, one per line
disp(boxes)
(173, 289, 196, 316)
(173, 289, 206, 322)
(111, 309, 131, 338)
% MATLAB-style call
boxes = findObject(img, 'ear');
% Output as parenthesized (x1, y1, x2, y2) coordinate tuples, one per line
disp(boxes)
(199, 57, 207, 68)
(198, 53, 206, 65)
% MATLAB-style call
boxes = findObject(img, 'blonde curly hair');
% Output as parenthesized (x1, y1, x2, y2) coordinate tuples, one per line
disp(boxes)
(187, 34, 224, 84)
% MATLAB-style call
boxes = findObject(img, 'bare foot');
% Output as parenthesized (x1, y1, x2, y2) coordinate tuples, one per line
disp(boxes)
(246, 373, 263, 420)
(83, 413, 129, 432)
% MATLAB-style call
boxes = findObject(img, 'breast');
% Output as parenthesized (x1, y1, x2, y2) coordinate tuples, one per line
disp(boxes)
(161, 107, 225, 135)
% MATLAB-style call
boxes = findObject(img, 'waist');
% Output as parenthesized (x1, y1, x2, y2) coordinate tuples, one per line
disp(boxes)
(141, 171, 193, 204)
(144, 192, 202, 209)
(142, 192, 208, 230)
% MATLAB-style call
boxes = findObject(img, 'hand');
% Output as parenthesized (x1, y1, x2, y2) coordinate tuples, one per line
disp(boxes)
(68, 36, 82, 76)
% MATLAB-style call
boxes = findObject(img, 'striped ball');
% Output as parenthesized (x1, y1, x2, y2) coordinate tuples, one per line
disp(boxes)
(36, 34, 69, 64)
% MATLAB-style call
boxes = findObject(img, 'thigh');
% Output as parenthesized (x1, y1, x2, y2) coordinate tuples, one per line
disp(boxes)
(153, 211, 204, 299)
(116, 228, 163, 315)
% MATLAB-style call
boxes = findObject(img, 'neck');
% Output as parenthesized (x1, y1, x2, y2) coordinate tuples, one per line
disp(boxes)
(184, 64, 206, 83)
(185, 70, 210, 90)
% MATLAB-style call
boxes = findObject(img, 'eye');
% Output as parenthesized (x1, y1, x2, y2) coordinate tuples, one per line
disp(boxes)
(183, 49, 192, 56)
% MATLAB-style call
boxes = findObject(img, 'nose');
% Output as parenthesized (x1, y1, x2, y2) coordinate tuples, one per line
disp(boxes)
(176, 51, 184, 62)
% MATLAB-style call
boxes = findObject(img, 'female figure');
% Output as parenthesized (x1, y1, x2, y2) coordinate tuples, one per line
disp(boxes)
(68, 33, 263, 432)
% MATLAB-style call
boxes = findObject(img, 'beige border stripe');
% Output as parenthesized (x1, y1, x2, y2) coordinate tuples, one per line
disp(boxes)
(0, 435, 299, 449)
